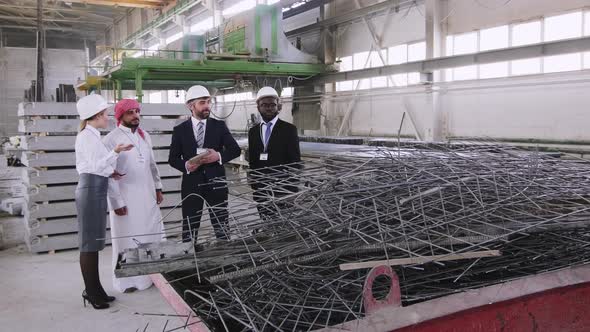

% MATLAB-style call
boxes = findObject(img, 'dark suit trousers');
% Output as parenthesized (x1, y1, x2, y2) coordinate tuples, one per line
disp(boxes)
(251, 179, 296, 222)
(181, 175, 229, 242)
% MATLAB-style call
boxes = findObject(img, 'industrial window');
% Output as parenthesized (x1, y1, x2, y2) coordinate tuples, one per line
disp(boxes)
(388, 44, 409, 86)
(353, 51, 371, 90)
(369, 51, 387, 88)
(584, 12, 590, 69)
(480, 62, 509, 79)
(339, 56, 353, 71)
(387, 42, 425, 87)
(167, 90, 185, 104)
(281, 87, 293, 97)
(479, 25, 509, 79)
(448, 32, 477, 81)
(165, 32, 183, 45)
(544, 11, 582, 42)
(223, 0, 257, 17)
(388, 44, 408, 65)
(191, 17, 214, 33)
(223, 92, 253, 102)
(336, 56, 353, 91)
(479, 25, 509, 51)
(510, 20, 541, 76)
(542, 12, 582, 73)
(148, 91, 162, 103)
(544, 53, 581, 73)
(336, 81, 354, 91)
(408, 41, 426, 61)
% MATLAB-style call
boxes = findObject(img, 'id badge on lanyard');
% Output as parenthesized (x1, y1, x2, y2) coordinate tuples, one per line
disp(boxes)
(260, 124, 270, 161)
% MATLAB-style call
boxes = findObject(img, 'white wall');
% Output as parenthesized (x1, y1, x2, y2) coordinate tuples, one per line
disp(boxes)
(323, 70, 590, 142)
(44, 49, 86, 102)
(336, 3, 426, 57)
(0, 48, 85, 137)
(0, 48, 35, 137)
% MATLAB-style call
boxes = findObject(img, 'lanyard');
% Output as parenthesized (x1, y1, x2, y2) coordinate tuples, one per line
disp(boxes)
(118, 127, 143, 157)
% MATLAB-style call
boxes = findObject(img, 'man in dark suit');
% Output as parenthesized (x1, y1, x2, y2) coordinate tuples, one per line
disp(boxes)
(248, 87, 301, 222)
(168, 85, 240, 242)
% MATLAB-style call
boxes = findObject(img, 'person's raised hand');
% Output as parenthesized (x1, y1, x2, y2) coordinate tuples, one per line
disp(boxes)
(114, 143, 134, 153)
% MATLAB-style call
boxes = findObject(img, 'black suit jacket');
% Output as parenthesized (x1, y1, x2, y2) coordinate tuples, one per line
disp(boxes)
(248, 119, 301, 188)
(168, 118, 240, 194)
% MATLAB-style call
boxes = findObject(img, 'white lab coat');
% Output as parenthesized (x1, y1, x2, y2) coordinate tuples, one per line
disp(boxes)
(103, 125, 165, 293)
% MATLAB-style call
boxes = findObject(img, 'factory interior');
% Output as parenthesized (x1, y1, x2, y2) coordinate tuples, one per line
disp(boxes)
(2, 0, 590, 331)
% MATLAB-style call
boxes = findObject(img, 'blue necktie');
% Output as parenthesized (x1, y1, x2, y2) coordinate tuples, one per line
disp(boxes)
(264, 122, 272, 152)
(196, 121, 204, 148)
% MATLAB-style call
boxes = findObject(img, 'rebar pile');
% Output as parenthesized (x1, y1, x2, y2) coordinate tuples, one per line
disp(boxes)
(157, 142, 590, 331)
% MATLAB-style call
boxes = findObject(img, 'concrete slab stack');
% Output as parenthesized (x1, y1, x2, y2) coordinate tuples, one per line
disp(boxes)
(17, 102, 202, 252)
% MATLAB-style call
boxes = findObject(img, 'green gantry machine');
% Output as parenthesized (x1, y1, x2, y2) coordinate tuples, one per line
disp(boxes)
(83, 4, 333, 101)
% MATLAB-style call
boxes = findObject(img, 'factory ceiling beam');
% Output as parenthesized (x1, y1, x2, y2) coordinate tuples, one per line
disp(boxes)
(0, 4, 114, 20)
(0, 24, 99, 34)
(54, 0, 166, 9)
(314, 36, 590, 85)
(0, 14, 109, 25)
(116, 0, 203, 48)
(286, 0, 423, 37)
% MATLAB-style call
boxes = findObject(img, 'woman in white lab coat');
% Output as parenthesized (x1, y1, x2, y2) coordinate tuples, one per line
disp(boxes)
(74, 94, 132, 309)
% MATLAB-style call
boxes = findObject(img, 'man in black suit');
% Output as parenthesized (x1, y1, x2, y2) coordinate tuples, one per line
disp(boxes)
(248, 87, 301, 221)
(168, 85, 240, 242)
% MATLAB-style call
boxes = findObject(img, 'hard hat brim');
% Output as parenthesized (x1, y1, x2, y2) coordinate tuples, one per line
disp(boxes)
(256, 94, 280, 102)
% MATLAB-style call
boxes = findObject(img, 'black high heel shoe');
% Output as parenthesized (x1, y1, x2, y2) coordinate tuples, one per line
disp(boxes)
(102, 294, 116, 302)
(98, 289, 116, 302)
(82, 290, 109, 310)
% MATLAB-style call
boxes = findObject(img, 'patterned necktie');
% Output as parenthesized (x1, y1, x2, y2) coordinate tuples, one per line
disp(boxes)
(264, 122, 273, 151)
(196, 121, 205, 148)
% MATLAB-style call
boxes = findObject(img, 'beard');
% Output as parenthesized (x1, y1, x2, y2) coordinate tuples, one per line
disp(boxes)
(122, 119, 140, 129)
(195, 109, 210, 119)
(260, 111, 277, 123)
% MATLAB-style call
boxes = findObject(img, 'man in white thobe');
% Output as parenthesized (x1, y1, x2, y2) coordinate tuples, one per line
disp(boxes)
(104, 99, 165, 293)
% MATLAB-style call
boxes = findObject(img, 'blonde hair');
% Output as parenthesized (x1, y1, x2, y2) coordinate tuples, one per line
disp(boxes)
(78, 119, 88, 132)
(78, 110, 105, 132)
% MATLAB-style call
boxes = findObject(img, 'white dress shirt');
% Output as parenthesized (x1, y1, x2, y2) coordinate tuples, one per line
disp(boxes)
(75, 124, 118, 177)
(261, 115, 279, 148)
(185, 116, 222, 174)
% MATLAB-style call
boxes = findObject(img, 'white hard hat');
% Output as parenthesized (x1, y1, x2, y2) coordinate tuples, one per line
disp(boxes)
(186, 85, 211, 103)
(76, 94, 109, 120)
(256, 87, 279, 101)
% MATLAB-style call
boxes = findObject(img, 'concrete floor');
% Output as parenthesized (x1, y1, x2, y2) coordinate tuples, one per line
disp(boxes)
(0, 245, 185, 332)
